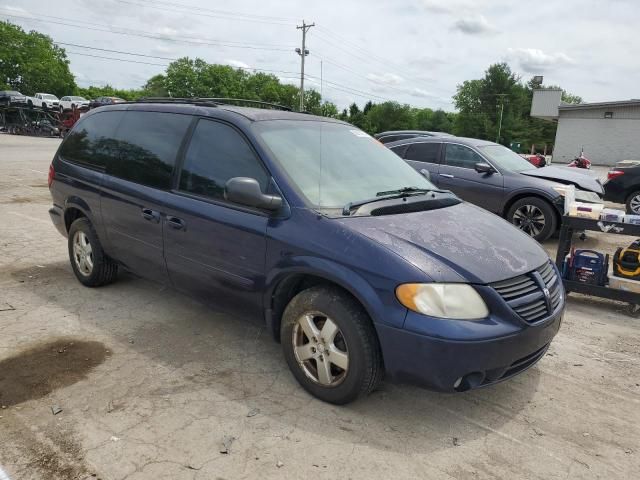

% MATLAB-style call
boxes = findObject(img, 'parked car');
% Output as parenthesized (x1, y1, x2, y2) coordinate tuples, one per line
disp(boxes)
(89, 96, 126, 109)
(386, 136, 603, 241)
(604, 162, 640, 214)
(59, 96, 90, 112)
(374, 130, 453, 144)
(28, 93, 60, 110)
(0, 90, 28, 106)
(49, 101, 564, 404)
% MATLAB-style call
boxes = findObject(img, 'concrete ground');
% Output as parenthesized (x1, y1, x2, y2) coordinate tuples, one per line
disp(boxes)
(0, 134, 638, 480)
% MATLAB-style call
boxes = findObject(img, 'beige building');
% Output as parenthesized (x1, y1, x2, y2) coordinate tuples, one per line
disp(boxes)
(531, 89, 640, 166)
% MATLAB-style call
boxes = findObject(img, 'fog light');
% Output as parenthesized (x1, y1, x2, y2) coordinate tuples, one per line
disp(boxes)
(453, 377, 462, 389)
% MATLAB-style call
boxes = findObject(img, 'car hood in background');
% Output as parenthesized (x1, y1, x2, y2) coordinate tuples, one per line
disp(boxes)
(338, 202, 548, 284)
(520, 166, 603, 194)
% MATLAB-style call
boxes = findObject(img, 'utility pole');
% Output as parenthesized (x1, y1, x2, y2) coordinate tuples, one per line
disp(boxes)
(495, 93, 508, 144)
(296, 20, 314, 111)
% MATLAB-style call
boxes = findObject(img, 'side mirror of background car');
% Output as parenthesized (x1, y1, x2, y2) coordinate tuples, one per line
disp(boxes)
(475, 162, 495, 174)
(419, 169, 431, 181)
(225, 177, 283, 211)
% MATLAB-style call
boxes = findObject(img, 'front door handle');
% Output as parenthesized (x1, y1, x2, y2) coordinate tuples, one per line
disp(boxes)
(439, 173, 454, 178)
(166, 216, 186, 230)
(141, 208, 160, 223)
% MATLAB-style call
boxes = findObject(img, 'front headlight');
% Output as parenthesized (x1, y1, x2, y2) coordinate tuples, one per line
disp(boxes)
(552, 185, 601, 203)
(396, 283, 489, 320)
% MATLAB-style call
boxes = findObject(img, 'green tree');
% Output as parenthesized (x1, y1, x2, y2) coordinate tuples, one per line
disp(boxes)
(0, 20, 76, 96)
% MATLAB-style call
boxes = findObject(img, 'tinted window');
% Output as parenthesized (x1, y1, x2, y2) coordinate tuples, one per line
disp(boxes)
(406, 143, 441, 164)
(179, 120, 268, 200)
(59, 111, 124, 169)
(107, 111, 191, 189)
(389, 144, 409, 157)
(444, 144, 484, 169)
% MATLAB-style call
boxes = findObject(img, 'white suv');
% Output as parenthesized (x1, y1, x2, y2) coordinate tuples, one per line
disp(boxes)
(59, 96, 90, 112)
(29, 93, 60, 110)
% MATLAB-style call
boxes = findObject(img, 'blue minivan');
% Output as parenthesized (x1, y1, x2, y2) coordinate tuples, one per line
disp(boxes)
(48, 100, 564, 404)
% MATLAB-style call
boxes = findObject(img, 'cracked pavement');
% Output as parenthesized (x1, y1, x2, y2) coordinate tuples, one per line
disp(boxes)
(0, 133, 639, 479)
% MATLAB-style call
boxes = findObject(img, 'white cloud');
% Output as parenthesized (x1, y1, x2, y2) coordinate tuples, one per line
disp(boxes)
(366, 72, 404, 86)
(225, 59, 251, 70)
(506, 48, 575, 73)
(453, 14, 496, 35)
(409, 88, 433, 98)
(0, 4, 29, 15)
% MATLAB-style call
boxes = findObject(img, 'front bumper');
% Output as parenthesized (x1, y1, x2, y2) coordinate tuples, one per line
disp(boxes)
(376, 307, 562, 392)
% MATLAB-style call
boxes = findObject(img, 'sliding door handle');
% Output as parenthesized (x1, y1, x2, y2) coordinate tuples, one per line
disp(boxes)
(141, 208, 160, 223)
(166, 216, 186, 230)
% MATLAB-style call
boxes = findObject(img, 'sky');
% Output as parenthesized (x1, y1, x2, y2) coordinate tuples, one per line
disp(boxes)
(2, 0, 639, 111)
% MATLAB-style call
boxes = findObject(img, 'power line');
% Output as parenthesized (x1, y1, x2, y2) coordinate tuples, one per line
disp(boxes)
(0, 11, 295, 51)
(60, 43, 304, 76)
(129, 0, 297, 23)
(66, 51, 168, 67)
(115, 0, 296, 26)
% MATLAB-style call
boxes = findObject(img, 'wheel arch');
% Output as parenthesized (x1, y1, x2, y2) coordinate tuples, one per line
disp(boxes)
(63, 197, 94, 233)
(503, 191, 561, 228)
(263, 263, 385, 345)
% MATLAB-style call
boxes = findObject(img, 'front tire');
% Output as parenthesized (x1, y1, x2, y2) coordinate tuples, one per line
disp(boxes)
(280, 286, 383, 404)
(68, 218, 118, 287)
(507, 197, 557, 242)
(626, 191, 640, 214)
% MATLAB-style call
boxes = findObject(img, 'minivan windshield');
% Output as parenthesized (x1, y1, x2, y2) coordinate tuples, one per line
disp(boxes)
(254, 120, 436, 209)
(478, 145, 535, 173)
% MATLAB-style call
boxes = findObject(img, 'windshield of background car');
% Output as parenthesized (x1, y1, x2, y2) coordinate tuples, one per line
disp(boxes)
(254, 120, 436, 209)
(43, 94, 57, 99)
(72, 96, 86, 101)
(478, 145, 535, 173)
(5, 91, 21, 95)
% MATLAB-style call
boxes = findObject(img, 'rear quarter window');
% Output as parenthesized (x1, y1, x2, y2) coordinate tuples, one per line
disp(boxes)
(59, 111, 124, 169)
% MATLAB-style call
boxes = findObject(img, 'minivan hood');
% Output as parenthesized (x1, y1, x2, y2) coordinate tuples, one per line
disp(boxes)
(337, 202, 548, 284)
(520, 166, 603, 194)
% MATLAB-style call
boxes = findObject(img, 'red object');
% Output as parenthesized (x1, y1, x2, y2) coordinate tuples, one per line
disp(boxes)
(567, 155, 592, 169)
(524, 154, 546, 168)
(607, 169, 625, 180)
(48, 164, 55, 187)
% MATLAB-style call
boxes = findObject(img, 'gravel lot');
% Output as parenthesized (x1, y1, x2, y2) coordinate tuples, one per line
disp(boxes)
(0, 134, 639, 480)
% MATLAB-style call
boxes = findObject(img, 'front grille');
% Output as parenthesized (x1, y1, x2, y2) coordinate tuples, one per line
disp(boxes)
(491, 261, 563, 324)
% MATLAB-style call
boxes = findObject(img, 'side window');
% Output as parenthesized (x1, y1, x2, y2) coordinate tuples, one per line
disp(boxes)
(444, 144, 484, 169)
(107, 111, 191, 189)
(179, 119, 269, 201)
(389, 144, 409, 158)
(59, 111, 124, 169)
(405, 143, 441, 164)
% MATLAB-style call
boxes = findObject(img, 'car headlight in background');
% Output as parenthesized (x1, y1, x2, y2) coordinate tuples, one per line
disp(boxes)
(396, 283, 489, 320)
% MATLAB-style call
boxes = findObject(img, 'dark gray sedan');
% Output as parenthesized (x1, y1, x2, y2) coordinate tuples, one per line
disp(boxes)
(386, 136, 603, 241)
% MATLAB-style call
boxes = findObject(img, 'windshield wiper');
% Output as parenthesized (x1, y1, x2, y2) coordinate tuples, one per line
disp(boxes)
(342, 187, 446, 216)
(375, 186, 432, 197)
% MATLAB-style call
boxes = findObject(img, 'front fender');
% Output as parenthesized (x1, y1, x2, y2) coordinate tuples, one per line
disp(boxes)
(264, 256, 407, 340)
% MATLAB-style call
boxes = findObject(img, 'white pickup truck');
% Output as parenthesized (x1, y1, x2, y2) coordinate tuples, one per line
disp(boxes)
(27, 93, 60, 110)
(59, 96, 90, 112)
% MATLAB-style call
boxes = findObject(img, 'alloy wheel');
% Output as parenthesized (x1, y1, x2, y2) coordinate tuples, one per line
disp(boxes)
(630, 194, 640, 214)
(73, 231, 94, 276)
(513, 204, 546, 237)
(292, 312, 349, 387)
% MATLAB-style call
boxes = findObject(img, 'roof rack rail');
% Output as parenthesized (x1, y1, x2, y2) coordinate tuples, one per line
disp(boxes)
(198, 98, 292, 111)
(136, 97, 292, 111)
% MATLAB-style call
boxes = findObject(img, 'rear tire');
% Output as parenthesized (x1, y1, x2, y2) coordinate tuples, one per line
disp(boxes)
(280, 285, 383, 404)
(68, 218, 118, 287)
(507, 197, 557, 242)
(626, 190, 640, 214)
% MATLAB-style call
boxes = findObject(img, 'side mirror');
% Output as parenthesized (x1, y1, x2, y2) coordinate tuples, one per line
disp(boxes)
(225, 177, 282, 211)
(419, 168, 431, 181)
(474, 162, 495, 174)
